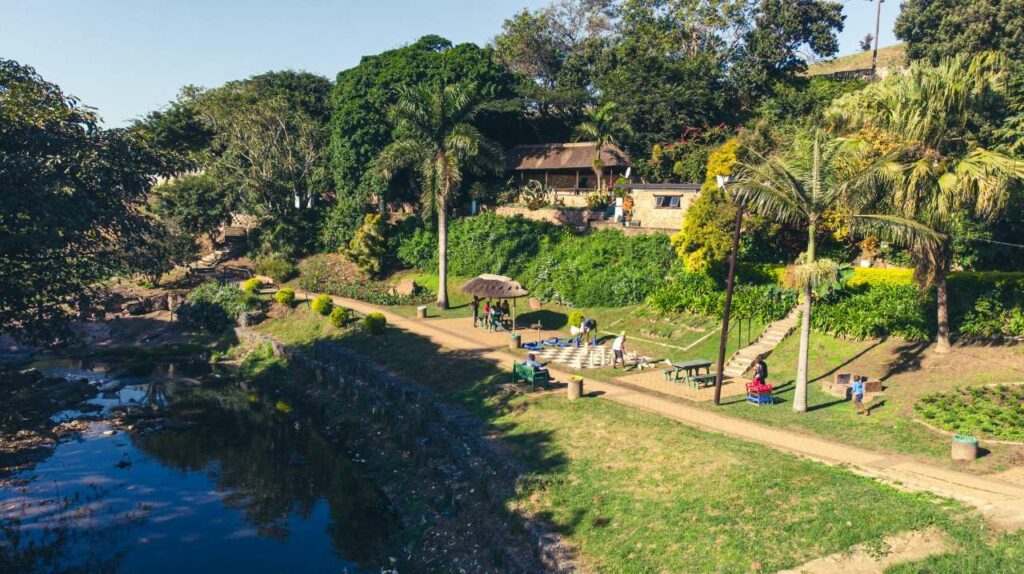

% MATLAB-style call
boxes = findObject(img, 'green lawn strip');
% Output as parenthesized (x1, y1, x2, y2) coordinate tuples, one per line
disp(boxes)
(255, 304, 349, 346)
(390, 273, 476, 319)
(480, 392, 984, 573)
(884, 530, 1024, 574)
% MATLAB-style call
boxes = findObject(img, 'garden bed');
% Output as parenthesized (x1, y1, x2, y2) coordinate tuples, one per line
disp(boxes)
(914, 384, 1024, 443)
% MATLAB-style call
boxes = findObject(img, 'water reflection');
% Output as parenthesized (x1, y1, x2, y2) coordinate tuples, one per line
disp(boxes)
(1, 360, 398, 573)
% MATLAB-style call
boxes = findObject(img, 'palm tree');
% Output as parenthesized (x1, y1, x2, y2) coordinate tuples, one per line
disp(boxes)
(574, 102, 631, 190)
(377, 82, 503, 309)
(827, 53, 1024, 353)
(735, 132, 937, 413)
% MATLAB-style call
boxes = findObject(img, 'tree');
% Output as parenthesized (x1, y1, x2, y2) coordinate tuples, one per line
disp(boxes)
(376, 82, 504, 309)
(895, 0, 1024, 63)
(152, 173, 232, 242)
(828, 53, 1024, 353)
(734, 132, 936, 412)
(574, 102, 632, 189)
(0, 59, 157, 339)
(347, 214, 388, 277)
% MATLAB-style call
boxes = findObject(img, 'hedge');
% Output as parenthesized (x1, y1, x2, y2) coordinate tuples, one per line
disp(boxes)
(648, 268, 796, 323)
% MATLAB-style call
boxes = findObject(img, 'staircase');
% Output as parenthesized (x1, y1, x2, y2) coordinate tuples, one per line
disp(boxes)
(721, 308, 800, 380)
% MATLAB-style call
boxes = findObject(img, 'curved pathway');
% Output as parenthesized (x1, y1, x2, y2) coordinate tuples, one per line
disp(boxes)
(291, 287, 1024, 530)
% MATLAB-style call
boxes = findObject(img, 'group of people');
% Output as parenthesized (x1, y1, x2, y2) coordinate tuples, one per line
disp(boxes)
(472, 296, 510, 331)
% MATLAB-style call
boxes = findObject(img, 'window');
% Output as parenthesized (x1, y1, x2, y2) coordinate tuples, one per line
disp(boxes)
(655, 195, 681, 209)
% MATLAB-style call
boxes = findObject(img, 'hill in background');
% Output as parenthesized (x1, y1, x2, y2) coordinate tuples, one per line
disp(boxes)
(807, 44, 906, 76)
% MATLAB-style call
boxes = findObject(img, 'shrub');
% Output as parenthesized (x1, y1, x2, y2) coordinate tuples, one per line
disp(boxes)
(648, 268, 795, 323)
(845, 267, 914, 287)
(347, 213, 387, 277)
(811, 284, 931, 341)
(274, 287, 295, 306)
(241, 278, 263, 294)
(298, 254, 431, 306)
(311, 294, 333, 316)
(176, 282, 258, 331)
(914, 385, 1024, 442)
(329, 306, 351, 328)
(521, 230, 675, 307)
(363, 312, 387, 335)
(255, 255, 297, 283)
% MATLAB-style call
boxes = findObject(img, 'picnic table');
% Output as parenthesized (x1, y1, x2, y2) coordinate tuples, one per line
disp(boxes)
(664, 359, 716, 388)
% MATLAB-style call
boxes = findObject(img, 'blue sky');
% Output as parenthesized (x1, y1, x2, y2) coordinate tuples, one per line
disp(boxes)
(0, 0, 900, 126)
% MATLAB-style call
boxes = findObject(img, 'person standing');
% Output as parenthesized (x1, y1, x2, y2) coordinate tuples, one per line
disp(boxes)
(752, 354, 768, 385)
(851, 376, 868, 416)
(611, 332, 627, 369)
(472, 296, 481, 328)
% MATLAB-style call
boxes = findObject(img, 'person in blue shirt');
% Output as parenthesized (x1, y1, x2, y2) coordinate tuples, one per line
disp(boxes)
(523, 353, 548, 372)
(851, 376, 868, 416)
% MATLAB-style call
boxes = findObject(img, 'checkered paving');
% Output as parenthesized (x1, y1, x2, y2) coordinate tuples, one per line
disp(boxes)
(535, 344, 613, 369)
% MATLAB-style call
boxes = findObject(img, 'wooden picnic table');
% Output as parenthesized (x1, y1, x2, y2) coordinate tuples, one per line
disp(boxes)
(664, 359, 715, 387)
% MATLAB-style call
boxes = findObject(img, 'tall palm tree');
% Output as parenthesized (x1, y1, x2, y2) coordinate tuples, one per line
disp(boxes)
(735, 132, 937, 413)
(377, 82, 503, 309)
(574, 102, 631, 190)
(827, 53, 1024, 353)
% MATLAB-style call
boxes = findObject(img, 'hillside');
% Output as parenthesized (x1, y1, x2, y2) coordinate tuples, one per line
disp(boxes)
(808, 43, 906, 76)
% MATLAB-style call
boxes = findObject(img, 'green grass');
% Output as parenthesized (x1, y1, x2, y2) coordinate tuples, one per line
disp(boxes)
(390, 272, 477, 319)
(255, 304, 349, 346)
(807, 43, 906, 75)
(885, 530, 1024, 574)
(247, 308, 1002, 572)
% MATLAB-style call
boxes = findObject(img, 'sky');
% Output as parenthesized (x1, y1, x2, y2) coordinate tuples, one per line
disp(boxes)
(0, 0, 901, 127)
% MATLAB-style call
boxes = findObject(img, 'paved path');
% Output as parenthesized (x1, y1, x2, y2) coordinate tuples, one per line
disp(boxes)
(293, 288, 1024, 530)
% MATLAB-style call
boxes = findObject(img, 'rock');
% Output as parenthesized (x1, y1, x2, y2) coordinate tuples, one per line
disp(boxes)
(528, 298, 542, 311)
(394, 278, 419, 297)
(145, 294, 169, 311)
(236, 310, 266, 327)
(17, 368, 43, 384)
(122, 299, 148, 315)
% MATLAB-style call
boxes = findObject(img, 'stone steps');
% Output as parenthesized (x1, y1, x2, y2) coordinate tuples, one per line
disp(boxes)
(721, 308, 800, 379)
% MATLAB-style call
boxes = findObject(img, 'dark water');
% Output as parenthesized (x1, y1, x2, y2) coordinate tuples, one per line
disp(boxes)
(1, 359, 398, 573)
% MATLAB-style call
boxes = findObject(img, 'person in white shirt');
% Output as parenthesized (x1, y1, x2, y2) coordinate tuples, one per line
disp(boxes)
(611, 332, 627, 369)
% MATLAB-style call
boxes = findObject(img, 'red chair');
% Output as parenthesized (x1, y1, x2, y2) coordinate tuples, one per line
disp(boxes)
(745, 380, 773, 405)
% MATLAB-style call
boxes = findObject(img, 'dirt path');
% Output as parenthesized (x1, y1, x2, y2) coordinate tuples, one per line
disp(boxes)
(778, 528, 950, 574)
(292, 288, 1024, 530)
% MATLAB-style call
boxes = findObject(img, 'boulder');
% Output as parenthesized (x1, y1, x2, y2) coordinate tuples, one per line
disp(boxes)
(145, 294, 169, 312)
(122, 299, 148, 315)
(236, 310, 266, 327)
(394, 278, 419, 297)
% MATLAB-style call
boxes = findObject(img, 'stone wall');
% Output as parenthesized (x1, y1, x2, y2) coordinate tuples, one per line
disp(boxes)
(495, 206, 603, 228)
(629, 191, 697, 231)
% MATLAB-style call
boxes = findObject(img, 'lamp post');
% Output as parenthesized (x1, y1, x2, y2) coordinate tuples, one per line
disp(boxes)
(871, 0, 884, 75)
(714, 175, 742, 406)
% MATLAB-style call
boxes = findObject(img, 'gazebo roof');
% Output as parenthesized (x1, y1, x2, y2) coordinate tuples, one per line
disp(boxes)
(460, 274, 529, 299)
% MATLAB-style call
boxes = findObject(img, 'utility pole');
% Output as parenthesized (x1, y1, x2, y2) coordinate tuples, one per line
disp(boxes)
(871, 0, 884, 75)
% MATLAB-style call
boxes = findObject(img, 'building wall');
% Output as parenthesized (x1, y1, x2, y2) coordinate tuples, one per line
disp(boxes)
(629, 191, 698, 231)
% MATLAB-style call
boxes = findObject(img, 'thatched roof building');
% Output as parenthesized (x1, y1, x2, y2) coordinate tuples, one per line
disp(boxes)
(507, 142, 630, 193)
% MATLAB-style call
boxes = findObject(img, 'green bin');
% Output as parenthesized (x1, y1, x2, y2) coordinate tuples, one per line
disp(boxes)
(952, 434, 978, 461)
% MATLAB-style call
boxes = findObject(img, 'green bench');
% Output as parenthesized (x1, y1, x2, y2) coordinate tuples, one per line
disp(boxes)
(690, 373, 717, 388)
(512, 361, 550, 391)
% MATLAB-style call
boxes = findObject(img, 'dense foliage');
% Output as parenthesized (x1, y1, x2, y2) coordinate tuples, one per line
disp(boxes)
(176, 282, 259, 331)
(895, 0, 1024, 63)
(915, 385, 1024, 442)
(648, 268, 796, 323)
(0, 59, 161, 339)
(397, 213, 565, 278)
(520, 230, 676, 307)
(255, 255, 297, 283)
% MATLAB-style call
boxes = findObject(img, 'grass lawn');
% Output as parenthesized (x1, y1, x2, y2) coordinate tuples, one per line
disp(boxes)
(704, 331, 1024, 472)
(255, 304, 347, 346)
(248, 308, 1009, 572)
(389, 272, 477, 319)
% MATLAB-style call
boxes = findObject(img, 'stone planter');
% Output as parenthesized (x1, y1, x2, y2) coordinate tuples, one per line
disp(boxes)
(416, 306, 427, 319)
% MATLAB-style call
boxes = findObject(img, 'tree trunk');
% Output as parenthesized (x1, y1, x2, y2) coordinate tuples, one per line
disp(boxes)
(934, 260, 951, 354)
(436, 194, 450, 310)
(794, 224, 816, 414)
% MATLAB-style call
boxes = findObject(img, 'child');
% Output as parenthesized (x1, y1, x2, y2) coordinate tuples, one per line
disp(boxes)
(851, 376, 868, 416)
(752, 354, 768, 385)
(483, 301, 492, 330)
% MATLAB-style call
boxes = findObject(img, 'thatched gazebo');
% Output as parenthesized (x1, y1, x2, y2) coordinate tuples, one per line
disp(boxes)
(460, 274, 529, 334)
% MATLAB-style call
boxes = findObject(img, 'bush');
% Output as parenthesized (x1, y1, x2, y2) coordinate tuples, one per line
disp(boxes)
(241, 278, 263, 294)
(311, 294, 333, 316)
(811, 284, 931, 341)
(274, 287, 295, 306)
(914, 385, 1024, 442)
(347, 213, 387, 277)
(255, 255, 297, 283)
(398, 213, 565, 278)
(176, 282, 258, 331)
(648, 268, 795, 323)
(329, 306, 351, 328)
(845, 267, 914, 287)
(363, 312, 387, 335)
(521, 230, 675, 307)
(298, 254, 431, 306)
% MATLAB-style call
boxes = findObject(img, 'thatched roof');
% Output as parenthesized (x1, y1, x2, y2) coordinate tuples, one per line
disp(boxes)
(508, 142, 630, 171)
(460, 274, 529, 299)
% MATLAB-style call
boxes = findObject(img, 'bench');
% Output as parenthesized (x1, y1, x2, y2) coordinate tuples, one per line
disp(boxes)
(690, 373, 717, 388)
(512, 362, 550, 391)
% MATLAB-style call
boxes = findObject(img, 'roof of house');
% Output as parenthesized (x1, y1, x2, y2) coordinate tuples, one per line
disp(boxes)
(507, 142, 630, 171)
(612, 182, 701, 192)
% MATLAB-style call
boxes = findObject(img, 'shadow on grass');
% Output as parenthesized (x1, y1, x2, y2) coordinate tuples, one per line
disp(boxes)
(809, 339, 886, 384)
(883, 340, 929, 381)
(517, 310, 568, 330)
